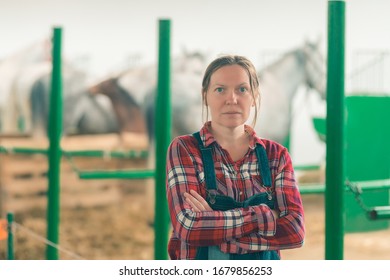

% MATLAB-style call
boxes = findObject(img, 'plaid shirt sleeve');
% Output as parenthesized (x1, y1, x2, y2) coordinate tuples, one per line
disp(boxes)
(231, 147, 305, 251)
(166, 136, 277, 248)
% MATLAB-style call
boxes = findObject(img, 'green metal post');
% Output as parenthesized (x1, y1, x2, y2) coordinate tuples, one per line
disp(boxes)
(325, 1, 345, 260)
(46, 27, 63, 260)
(7, 212, 14, 260)
(154, 19, 171, 260)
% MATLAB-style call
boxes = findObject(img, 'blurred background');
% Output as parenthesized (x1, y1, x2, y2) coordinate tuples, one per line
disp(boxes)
(2, 0, 389, 163)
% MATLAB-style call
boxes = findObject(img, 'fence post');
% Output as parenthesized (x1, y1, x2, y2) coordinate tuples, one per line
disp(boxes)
(46, 26, 63, 260)
(154, 19, 171, 260)
(325, 0, 346, 260)
(7, 212, 14, 260)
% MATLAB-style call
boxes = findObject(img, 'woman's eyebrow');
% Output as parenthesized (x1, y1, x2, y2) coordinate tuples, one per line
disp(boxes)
(212, 82, 249, 87)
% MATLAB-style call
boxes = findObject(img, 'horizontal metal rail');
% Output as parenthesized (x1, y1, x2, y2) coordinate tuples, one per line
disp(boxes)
(78, 169, 155, 180)
(299, 178, 390, 194)
(0, 146, 47, 155)
(294, 164, 322, 171)
(300, 179, 390, 221)
(62, 150, 148, 159)
(368, 206, 390, 220)
(0, 146, 148, 159)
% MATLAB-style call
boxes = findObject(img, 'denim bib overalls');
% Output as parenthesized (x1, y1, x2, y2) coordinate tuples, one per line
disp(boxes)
(192, 132, 279, 260)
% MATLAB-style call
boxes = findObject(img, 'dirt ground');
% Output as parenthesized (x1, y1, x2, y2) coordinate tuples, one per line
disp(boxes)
(0, 134, 389, 260)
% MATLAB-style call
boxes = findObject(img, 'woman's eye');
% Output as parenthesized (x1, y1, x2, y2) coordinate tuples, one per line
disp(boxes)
(215, 87, 224, 93)
(239, 87, 247, 93)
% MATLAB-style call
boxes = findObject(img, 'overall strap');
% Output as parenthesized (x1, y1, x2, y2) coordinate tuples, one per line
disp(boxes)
(255, 144, 272, 187)
(193, 132, 272, 189)
(192, 132, 217, 191)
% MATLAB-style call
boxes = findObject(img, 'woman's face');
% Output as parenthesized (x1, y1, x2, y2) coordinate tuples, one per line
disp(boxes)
(205, 65, 255, 129)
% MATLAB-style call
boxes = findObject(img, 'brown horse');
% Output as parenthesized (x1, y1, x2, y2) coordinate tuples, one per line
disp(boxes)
(88, 77, 147, 135)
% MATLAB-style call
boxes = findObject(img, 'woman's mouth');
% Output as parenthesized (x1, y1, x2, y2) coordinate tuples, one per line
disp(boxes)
(223, 112, 241, 114)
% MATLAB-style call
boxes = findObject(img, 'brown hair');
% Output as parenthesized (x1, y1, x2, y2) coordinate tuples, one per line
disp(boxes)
(201, 55, 260, 126)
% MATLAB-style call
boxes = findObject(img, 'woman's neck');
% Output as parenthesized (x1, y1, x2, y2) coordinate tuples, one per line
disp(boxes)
(209, 122, 248, 147)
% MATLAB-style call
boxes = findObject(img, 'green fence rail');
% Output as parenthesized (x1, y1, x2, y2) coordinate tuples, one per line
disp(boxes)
(368, 207, 390, 220)
(299, 179, 390, 195)
(79, 169, 155, 180)
(0, 147, 148, 159)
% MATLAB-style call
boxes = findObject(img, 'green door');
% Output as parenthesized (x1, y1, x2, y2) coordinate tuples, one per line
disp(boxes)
(344, 95, 390, 232)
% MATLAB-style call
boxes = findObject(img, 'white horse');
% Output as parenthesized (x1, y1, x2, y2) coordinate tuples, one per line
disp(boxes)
(30, 70, 119, 137)
(254, 41, 326, 146)
(0, 39, 51, 134)
(0, 38, 119, 137)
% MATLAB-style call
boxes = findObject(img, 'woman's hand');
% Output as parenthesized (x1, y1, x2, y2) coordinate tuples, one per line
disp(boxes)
(183, 190, 213, 212)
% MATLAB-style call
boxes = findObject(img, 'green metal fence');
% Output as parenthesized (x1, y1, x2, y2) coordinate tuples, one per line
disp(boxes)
(1, 20, 172, 260)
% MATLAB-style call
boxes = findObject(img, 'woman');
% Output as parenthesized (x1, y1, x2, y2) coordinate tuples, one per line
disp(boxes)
(166, 55, 305, 260)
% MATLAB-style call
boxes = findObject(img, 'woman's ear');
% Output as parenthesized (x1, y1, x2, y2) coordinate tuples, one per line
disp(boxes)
(252, 92, 259, 107)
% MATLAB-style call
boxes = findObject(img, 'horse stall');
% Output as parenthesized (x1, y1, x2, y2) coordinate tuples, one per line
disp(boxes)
(0, 132, 152, 259)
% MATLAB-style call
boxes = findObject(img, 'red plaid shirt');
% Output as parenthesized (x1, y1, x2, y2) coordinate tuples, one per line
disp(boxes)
(166, 122, 305, 259)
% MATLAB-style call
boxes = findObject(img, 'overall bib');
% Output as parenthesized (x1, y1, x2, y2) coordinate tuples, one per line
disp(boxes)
(192, 132, 279, 260)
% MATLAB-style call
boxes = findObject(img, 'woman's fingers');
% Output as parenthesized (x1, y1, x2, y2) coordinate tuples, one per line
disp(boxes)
(185, 192, 205, 211)
(183, 191, 212, 212)
(183, 192, 198, 210)
(190, 190, 213, 211)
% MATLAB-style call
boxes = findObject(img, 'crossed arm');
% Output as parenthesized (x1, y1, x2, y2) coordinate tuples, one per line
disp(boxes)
(166, 137, 305, 251)
(184, 189, 280, 219)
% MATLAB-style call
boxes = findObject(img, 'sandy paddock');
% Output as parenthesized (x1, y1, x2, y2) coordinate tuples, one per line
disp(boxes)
(0, 134, 389, 260)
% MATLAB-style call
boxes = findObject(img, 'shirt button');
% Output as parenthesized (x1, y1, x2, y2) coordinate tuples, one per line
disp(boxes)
(239, 191, 243, 195)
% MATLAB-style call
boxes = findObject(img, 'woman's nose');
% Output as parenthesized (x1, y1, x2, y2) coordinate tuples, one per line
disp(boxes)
(225, 90, 238, 104)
